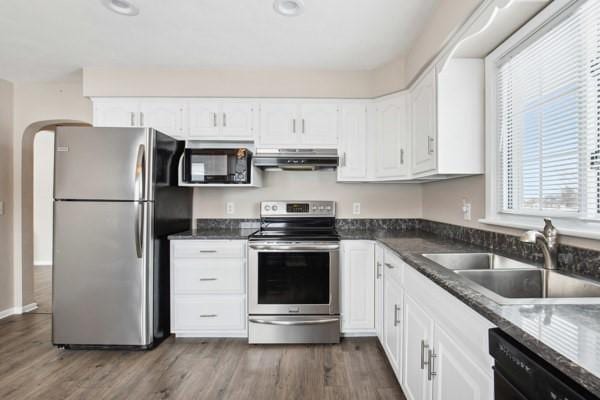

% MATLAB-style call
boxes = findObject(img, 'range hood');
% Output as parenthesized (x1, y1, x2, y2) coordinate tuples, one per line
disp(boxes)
(254, 149, 339, 171)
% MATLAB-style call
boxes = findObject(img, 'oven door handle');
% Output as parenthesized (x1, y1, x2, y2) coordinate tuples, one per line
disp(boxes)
(248, 244, 340, 251)
(249, 318, 340, 326)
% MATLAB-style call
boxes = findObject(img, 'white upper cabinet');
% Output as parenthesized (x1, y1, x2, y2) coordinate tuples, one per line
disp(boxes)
(93, 99, 140, 128)
(338, 103, 368, 181)
(258, 103, 298, 146)
(411, 68, 437, 175)
(299, 104, 339, 146)
(409, 60, 485, 178)
(258, 102, 338, 148)
(435, 58, 484, 176)
(340, 241, 375, 334)
(139, 100, 186, 138)
(189, 100, 255, 140)
(374, 93, 410, 179)
(220, 102, 255, 138)
(188, 101, 220, 138)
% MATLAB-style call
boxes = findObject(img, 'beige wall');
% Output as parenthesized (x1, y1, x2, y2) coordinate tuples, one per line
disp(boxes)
(83, 67, 378, 99)
(422, 176, 600, 251)
(405, 0, 482, 83)
(370, 55, 406, 96)
(12, 73, 92, 307)
(0, 79, 14, 312)
(194, 171, 422, 219)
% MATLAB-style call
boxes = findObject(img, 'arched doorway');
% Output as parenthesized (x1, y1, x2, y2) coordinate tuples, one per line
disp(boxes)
(16, 120, 90, 312)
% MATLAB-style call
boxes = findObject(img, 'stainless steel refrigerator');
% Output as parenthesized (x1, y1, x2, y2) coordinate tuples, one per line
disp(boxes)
(52, 127, 192, 349)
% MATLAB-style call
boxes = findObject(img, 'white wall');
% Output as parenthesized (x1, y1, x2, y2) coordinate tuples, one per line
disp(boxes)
(0, 79, 14, 312)
(33, 130, 54, 266)
(194, 171, 423, 219)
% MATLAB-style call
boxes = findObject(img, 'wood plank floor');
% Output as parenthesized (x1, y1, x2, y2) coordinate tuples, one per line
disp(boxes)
(0, 314, 406, 400)
(32, 265, 52, 314)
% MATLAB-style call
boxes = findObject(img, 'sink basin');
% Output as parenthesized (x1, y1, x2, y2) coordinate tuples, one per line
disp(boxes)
(422, 252, 600, 304)
(422, 253, 533, 270)
(456, 269, 600, 303)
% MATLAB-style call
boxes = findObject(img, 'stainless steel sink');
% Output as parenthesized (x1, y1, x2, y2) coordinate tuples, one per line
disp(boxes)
(456, 269, 600, 304)
(422, 252, 533, 270)
(422, 252, 600, 304)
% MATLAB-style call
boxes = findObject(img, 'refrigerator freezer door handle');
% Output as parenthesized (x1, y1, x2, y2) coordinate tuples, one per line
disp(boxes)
(134, 144, 145, 258)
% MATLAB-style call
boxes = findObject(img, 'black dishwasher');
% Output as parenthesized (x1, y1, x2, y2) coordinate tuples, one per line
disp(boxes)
(489, 329, 598, 400)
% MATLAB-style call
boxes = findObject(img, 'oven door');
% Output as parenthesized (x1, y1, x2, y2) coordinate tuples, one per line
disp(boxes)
(248, 242, 340, 315)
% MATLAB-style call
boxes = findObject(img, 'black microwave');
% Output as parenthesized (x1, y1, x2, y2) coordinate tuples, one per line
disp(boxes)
(182, 148, 252, 184)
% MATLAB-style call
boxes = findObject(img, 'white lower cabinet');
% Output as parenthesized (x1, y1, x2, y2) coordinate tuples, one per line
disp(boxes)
(375, 244, 385, 342)
(377, 245, 494, 400)
(383, 269, 403, 377)
(173, 295, 246, 332)
(170, 240, 247, 337)
(340, 241, 375, 334)
(432, 324, 493, 400)
(403, 294, 435, 400)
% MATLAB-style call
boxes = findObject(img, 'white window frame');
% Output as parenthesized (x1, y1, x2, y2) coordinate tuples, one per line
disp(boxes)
(482, 0, 600, 240)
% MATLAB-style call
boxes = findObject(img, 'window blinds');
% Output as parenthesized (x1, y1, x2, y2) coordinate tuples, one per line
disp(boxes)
(497, 0, 600, 220)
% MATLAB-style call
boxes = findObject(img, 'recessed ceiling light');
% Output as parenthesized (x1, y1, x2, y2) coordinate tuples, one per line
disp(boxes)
(101, 0, 139, 16)
(273, 0, 305, 17)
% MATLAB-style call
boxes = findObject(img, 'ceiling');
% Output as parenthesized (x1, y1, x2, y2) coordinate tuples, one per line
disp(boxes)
(0, 0, 438, 82)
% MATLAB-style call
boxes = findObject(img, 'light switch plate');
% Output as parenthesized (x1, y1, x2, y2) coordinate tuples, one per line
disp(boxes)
(226, 202, 235, 215)
(0, 201, 3, 216)
(352, 202, 361, 215)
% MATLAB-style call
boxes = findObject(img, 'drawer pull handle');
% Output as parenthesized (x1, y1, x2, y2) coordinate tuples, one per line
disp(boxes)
(199, 250, 217, 253)
(200, 314, 217, 318)
(394, 304, 401, 327)
(199, 278, 218, 281)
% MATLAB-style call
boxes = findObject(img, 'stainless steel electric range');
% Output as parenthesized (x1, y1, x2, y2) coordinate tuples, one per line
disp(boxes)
(248, 201, 340, 344)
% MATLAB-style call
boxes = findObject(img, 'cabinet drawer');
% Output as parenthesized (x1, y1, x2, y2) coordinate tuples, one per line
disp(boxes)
(173, 240, 245, 259)
(173, 295, 246, 331)
(173, 258, 244, 294)
(383, 248, 404, 283)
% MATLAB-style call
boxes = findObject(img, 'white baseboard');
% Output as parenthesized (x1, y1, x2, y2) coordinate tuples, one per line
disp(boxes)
(341, 331, 377, 337)
(0, 303, 40, 319)
(0, 307, 15, 320)
(34, 262, 52, 267)
(16, 303, 38, 314)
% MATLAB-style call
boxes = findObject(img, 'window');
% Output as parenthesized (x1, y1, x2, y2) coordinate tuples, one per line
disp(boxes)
(486, 0, 600, 237)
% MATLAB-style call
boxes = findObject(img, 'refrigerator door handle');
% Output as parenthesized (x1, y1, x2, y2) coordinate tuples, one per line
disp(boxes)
(135, 202, 144, 258)
(134, 144, 145, 258)
(135, 144, 146, 201)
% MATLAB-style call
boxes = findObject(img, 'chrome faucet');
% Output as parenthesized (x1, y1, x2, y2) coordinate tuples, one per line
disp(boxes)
(519, 219, 558, 270)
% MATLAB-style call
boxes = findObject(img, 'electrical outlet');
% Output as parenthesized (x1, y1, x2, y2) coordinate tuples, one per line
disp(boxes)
(462, 200, 472, 221)
(226, 202, 235, 215)
(0, 201, 4, 216)
(352, 202, 361, 215)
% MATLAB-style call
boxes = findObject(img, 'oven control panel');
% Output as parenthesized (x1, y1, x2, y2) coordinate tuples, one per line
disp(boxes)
(261, 201, 336, 217)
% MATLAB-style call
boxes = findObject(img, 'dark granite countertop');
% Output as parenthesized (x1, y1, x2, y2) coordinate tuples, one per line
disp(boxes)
(169, 227, 600, 395)
(168, 228, 258, 240)
(377, 233, 600, 398)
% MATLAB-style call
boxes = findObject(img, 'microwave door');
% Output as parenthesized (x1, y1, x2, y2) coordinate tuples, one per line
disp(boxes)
(189, 154, 228, 183)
